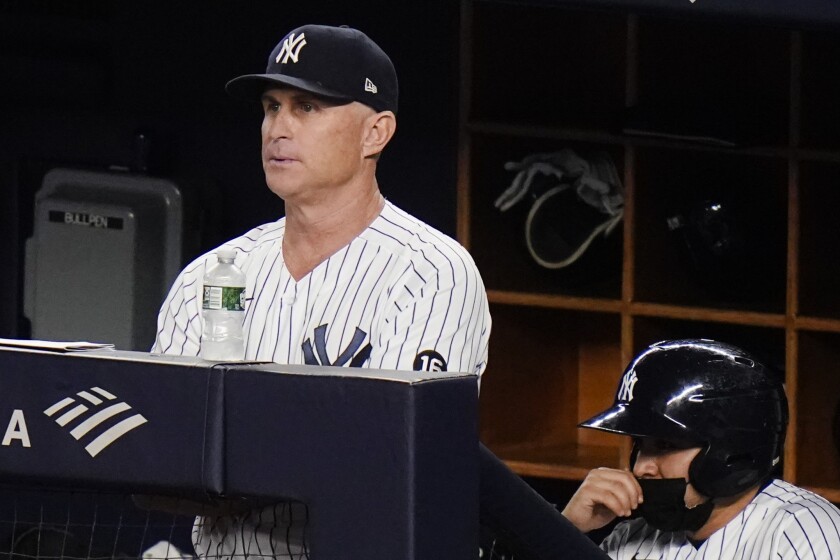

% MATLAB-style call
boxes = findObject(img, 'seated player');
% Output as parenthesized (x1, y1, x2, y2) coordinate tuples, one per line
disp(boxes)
(562, 338, 840, 559)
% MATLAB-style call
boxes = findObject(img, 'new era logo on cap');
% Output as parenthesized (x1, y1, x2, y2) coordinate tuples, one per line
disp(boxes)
(226, 24, 398, 114)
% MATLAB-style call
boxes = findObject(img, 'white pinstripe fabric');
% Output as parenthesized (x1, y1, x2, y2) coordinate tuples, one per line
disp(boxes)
(600, 480, 840, 560)
(154, 201, 490, 375)
(153, 200, 491, 558)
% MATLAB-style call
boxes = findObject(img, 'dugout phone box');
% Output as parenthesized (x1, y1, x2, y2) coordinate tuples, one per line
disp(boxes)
(24, 168, 182, 351)
(0, 347, 479, 559)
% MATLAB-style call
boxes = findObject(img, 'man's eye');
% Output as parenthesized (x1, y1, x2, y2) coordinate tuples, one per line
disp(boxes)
(264, 102, 280, 113)
(301, 103, 314, 112)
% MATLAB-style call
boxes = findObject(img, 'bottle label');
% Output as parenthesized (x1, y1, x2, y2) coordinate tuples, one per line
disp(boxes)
(203, 286, 246, 311)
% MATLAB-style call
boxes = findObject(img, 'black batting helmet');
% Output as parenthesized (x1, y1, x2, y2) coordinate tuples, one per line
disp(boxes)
(580, 339, 788, 498)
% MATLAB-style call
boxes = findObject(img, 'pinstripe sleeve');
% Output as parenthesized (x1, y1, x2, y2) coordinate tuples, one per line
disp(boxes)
(151, 262, 205, 357)
(598, 519, 656, 560)
(368, 255, 490, 377)
(775, 504, 840, 559)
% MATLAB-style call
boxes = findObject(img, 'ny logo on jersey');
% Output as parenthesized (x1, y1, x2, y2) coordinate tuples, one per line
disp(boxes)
(276, 32, 307, 64)
(302, 324, 372, 368)
(617, 369, 638, 402)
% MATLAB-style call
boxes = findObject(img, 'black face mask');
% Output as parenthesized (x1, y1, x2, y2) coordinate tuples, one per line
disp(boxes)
(632, 478, 714, 533)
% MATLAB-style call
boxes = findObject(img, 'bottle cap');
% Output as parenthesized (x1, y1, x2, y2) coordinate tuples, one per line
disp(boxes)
(217, 247, 237, 261)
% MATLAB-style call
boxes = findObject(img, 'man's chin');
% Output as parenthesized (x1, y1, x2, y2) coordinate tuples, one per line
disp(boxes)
(264, 176, 299, 199)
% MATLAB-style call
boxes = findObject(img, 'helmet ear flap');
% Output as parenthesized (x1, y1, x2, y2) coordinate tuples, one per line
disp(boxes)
(688, 443, 771, 498)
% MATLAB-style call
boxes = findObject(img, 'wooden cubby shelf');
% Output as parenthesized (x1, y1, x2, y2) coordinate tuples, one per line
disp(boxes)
(470, 120, 840, 163)
(459, 0, 840, 501)
(491, 442, 625, 481)
(487, 291, 622, 313)
(795, 317, 840, 333)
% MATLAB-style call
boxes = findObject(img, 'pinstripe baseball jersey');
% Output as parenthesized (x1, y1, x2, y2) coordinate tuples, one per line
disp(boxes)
(153, 200, 491, 559)
(153, 200, 490, 375)
(600, 479, 840, 559)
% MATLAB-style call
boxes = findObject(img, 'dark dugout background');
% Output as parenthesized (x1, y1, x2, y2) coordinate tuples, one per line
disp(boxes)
(0, 0, 460, 339)
(4, 0, 839, 339)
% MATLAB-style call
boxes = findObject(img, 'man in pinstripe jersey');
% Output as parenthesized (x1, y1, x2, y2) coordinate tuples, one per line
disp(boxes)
(151, 24, 490, 559)
(562, 339, 840, 559)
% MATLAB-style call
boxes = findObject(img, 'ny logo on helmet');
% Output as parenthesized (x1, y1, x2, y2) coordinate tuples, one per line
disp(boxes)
(618, 370, 638, 402)
(276, 33, 307, 64)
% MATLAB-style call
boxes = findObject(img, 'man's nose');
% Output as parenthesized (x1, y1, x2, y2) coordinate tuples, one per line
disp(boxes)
(265, 109, 293, 139)
(632, 452, 660, 478)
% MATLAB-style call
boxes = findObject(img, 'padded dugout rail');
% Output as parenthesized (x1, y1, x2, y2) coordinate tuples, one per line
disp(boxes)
(0, 347, 479, 559)
(0, 348, 223, 496)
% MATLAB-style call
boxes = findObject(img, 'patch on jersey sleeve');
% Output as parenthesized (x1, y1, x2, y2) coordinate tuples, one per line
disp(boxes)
(413, 350, 447, 372)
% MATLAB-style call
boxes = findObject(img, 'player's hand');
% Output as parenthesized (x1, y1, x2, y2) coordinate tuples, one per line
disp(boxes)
(561, 468, 643, 533)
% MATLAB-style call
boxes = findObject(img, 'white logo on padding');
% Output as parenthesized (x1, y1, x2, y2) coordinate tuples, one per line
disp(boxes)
(276, 32, 307, 64)
(364, 78, 378, 94)
(43, 387, 148, 458)
(617, 370, 638, 402)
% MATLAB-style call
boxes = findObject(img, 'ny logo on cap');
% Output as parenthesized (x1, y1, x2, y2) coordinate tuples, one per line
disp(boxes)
(617, 369, 638, 402)
(276, 32, 307, 64)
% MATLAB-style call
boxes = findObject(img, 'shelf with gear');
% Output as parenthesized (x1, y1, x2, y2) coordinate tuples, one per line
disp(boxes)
(459, 0, 840, 502)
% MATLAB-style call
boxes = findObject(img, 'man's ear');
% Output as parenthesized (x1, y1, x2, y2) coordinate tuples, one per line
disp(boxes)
(362, 111, 397, 159)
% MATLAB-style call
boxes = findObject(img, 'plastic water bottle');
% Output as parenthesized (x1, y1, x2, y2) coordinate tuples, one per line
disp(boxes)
(199, 248, 246, 360)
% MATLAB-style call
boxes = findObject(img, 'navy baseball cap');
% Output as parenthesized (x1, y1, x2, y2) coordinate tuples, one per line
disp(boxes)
(226, 24, 399, 114)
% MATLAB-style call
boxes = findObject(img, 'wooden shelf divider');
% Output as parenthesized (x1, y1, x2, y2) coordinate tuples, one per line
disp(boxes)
(462, 0, 840, 500)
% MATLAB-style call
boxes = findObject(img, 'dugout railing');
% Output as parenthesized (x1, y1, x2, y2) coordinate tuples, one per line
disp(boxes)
(0, 346, 479, 559)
